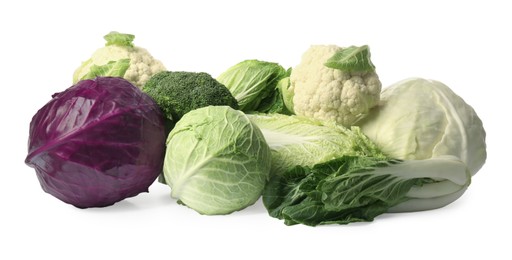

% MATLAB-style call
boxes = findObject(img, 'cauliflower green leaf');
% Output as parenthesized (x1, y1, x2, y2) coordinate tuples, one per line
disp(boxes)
(79, 59, 130, 81)
(104, 31, 135, 47)
(324, 45, 376, 72)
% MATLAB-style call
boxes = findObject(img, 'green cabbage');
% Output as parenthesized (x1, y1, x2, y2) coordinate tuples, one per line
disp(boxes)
(357, 78, 487, 176)
(163, 106, 271, 215)
(217, 59, 288, 112)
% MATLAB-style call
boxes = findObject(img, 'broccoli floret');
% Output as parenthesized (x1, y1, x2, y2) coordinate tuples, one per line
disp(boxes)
(142, 71, 239, 121)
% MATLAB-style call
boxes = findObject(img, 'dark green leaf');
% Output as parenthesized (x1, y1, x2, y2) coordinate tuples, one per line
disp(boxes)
(263, 156, 430, 226)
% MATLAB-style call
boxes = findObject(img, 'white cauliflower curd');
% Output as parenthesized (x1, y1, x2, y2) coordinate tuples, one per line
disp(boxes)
(290, 45, 381, 126)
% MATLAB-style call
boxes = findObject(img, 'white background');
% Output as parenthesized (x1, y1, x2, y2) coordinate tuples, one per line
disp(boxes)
(1, 0, 510, 259)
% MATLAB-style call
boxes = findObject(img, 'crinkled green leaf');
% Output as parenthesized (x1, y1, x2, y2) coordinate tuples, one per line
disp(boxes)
(164, 106, 271, 215)
(217, 60, 287, 112)
(262, 156, 468, 226)
(247, 114, 386, 176)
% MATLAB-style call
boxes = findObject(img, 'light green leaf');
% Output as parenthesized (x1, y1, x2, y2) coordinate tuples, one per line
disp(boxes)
(247, 113, 385, 176)
(217, 60, 287, 112)
(278, 76, 294, 114)
(324, 45, 376, 72)
(103, 31, 135, 47)
(79, 59, 130, 81)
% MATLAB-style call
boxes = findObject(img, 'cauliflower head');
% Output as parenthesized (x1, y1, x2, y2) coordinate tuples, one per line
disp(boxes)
(73, 32, 166, 88)
(289, 45, 381, 126)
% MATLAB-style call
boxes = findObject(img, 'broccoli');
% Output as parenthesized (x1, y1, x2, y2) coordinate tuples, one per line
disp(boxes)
(142, 71, 239, 122)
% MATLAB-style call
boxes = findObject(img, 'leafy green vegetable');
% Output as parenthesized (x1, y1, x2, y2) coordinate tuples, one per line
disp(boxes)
(263, 155, 470, 226)
(163, 106, 271, 215)
(261, 68, 294, 114)
(256, 68, 294, 114)
(217, 59, 288, 112)
(257, 78, 480, 226)
(324, 45, 376, 72)
(247, 113, 385, 176)
(253, 89, 285, 114)
(79, 59, 131, 81)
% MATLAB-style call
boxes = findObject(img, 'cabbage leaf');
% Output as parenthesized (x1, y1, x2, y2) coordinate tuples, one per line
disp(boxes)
(247, 113, 385, 176)
(79, 59, 130, 81)
(217, 60, 288, 112)
(263, 155, 470, 226)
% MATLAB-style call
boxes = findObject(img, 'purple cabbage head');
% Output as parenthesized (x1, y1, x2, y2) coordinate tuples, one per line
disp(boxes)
(25, 77, 166, 208)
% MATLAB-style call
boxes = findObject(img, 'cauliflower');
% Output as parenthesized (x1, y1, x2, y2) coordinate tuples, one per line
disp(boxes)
(289, 45, 382, 126)
(73, 32, 166, 88)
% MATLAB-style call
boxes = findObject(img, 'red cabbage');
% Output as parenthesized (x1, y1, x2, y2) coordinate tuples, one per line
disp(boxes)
(25, 77, 166, 208)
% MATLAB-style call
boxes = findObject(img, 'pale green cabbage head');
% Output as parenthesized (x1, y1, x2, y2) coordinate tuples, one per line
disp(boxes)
(357, 78, 486, 176)
(163, 106, 271, 215)
(217, 59, 289, 113)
